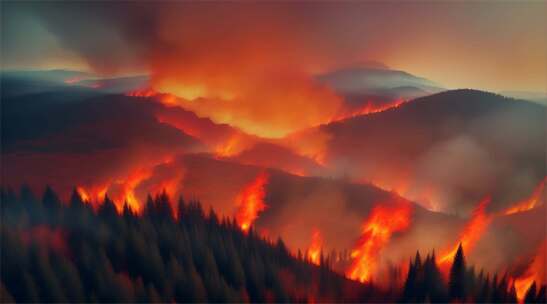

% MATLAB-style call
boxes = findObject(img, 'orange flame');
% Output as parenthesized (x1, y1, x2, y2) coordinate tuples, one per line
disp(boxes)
(439, 196, 492, 264)
(504, 177, 546, 215)
(307, 228, 324, 265)
(64, 76, 83, 84)
(116, 168, 153, 213)
(76, 186, 90, 202)
(126, 87, 160, 97)
(346, 202, 413, 282)
(126, 88, 179, 106)
(76, 185, 109, 209)
(235, 172, 269, 233)
(513, 242, 546, 302)
(215, 134, 246, 158)
(329, 99, 405, 123)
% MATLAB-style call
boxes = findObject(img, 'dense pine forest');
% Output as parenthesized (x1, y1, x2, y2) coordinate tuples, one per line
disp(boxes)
(0, 186, 376, 303)
(1, 186, 545, 303)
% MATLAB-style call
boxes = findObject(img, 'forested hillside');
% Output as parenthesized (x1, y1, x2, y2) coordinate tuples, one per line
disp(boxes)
(0, 187, 375, 303)
(1, 186, 544, 303)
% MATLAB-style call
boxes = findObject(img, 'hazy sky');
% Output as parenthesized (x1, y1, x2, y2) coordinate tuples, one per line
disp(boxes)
(1, 1, 546, 93)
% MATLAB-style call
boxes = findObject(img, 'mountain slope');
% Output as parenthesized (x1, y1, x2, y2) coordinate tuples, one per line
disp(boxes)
(313, 89, 544, 213)
(0, 189, 377, 303)
(317, 67, 443, 103)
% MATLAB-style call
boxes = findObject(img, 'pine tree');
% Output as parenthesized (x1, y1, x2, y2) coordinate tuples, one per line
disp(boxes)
(524, 281, 537, 303)
(449, 244, 466, 300)
(177, 195, 187, 221)
(508, 283, 518, 303)
(477, 274, 490, 303)
(423, 251, 446, 302)
(98, 195, 117, 218)
(536, 285, 546, 303)
(69, 188, 84, 209)
(155, 190, 173, 220)
(402, 259, 417, 302)
(42, 185, 61, 210)
(144, 194, 155, 218)
(19, 184, 37, 205)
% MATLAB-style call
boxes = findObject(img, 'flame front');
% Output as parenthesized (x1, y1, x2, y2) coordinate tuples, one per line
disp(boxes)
(329, 99, 405, 123)
(346, 202, 412, 282)
(64, 76, 83, 84)
(76, 185, 109, 209)
(126, 88, 179, 106)
(76, 186, 90, 202)
(235, 172, 269, 233)
(504, 177, 546, 215)
(116, 168, 153, 213)
(307, 228, 324, 265)
(215, 134, 246, 158)
(439, 196, 492, 264)
(513, 242, 546, 302)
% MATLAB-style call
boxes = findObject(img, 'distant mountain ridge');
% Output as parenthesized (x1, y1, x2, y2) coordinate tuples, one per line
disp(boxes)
(317, 66, 444, 102)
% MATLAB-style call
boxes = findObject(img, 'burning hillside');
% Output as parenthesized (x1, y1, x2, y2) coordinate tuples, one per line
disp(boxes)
(346, 202, 413, 283)
(2, 2, 546, 302)
(235, 172, 269, 233)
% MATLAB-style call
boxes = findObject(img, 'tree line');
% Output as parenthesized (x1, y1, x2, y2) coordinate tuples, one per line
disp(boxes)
(400, 245, 544, 303)
(0, 186, 376, 303)
(0, 185, 544, 303)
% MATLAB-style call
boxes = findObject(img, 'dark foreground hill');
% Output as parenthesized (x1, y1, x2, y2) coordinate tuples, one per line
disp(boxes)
(0, 187, 378, 303)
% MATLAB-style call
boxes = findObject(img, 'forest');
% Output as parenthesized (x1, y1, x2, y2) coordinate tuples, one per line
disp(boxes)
(1, 186, 545, 303)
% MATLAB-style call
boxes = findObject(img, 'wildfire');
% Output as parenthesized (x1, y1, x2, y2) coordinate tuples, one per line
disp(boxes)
(504, 177, 546, 215)
(76, 186, 90, 202)
(76, 185, 109, 208)
(126, 87, 160, 97)
(513, 242, 546, 302)
(329, 99, 405, 123)
(126, 88, 179, 106)
(116, 168, 154, 213)
(439, 196, 492, 264)
(235, 172, 269, 233)
(215, 134, 245, 158)
(64, 76, 84, 84)
(307, 228, 324, 265)
(346, 202, 413, 283)
(369, 176, 411, 200)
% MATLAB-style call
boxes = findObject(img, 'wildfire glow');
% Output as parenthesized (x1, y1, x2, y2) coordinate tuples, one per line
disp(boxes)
(215, 134, 247, 158)
(307, 228, 324, 265)
(329, 99, 405, 123)
(439, 196, 492, 264)
(126, 88, 179, 106)
(64, 76, 84, 84)
(235, 172, 269, 233)
(513, 242, 546, 302)
(76, 186, 90, 202)
(76, 185, 109, 209)
(346, 202, 413, 282)
(504, 177, 546, 215)
(126, 87, 160, 98)
(116, 168, 153, 213)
